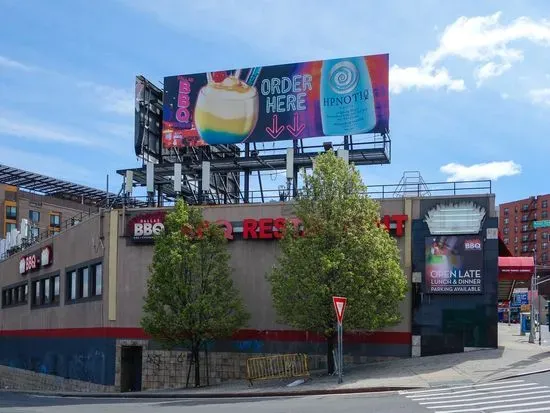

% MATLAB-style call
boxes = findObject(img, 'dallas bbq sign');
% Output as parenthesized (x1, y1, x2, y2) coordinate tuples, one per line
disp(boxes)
(127, 212, 408, 242)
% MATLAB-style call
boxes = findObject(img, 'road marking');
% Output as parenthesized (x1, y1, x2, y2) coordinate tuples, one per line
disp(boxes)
(398, 380, 525, 395)
(402, 378, 550, 413)
(419, 388, 550, 405)
(408, 383, 540, 400)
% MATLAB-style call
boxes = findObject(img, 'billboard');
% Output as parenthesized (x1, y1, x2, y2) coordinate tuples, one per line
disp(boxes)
(162, 54, 389, 147)
(424, 236, 484, 294)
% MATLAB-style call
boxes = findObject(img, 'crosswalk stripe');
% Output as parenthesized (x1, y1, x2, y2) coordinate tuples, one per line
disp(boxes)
(420, 388, 550, 405)
(436, 399, 550, 413)
(494, 407, 550, 413)
(409, 383, 541, 400)
(399, 380, 525, 395)
(430, 394, 550, 410)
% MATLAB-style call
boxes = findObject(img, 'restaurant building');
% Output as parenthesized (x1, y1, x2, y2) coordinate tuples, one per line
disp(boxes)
(0, 188, 500, 392)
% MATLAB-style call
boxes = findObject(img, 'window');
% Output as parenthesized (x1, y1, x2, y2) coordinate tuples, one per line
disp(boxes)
(1, 283, 28, 308)
(534, 233, 538, 240)
(523, 204, 529, 211)
(29, 210, 40, 223)
(503, 228, 509, 235)
(504, 218, 509, 225)
(522, 235, 529, 242)
(504, 208, 509, 216)
(515, 236, 518, 244)
(522, 214, 528, 222)
(5, 205, 17, 220)
(515, 216, 518, 222)
(504, 238, 509, 244)
(31, 273, 60, 308)
(49, 213, 61, 227)
(544, 233, 549, 240)
(543, 242, 548, 250)
(66, 261, 103, 303)
(5, 222, 16, 233)
(543, 211, 549, 219)
(543, 253, 548, 263)
(522, 224, 529, 232)
(31, 227, 39, 239)
(522, 245, 529, 253)
(543, 200, 548, 209)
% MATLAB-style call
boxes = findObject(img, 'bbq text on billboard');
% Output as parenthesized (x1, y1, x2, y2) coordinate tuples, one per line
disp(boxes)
(162, 54, 389, 147)
(424, 235, 484, 294)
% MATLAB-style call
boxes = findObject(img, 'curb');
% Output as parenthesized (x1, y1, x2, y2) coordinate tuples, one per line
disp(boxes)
(493, 368, 550, 381)
(4, 386, 420, 399)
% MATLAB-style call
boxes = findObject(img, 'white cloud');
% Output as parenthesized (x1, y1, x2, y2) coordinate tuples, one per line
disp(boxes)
(529, 88, 550, 106)
(501, 92, 510, 99)
(475, 62, 512, 86)
(0, 116, 92, 146)
(394, 12, 550, 93)
(0, 55, 34, 72)
(77, 82, 134, 116)
(440, 161, 522, 182)
(390, 65, 465, 94)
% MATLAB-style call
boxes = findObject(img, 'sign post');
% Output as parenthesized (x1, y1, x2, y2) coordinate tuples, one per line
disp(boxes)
(332, 296, 347, 384)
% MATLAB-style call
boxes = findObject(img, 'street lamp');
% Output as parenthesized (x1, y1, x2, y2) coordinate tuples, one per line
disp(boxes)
(529, 248, 537, 343)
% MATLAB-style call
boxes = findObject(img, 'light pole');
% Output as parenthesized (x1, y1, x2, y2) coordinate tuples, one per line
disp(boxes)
(529, 248, 537, 343)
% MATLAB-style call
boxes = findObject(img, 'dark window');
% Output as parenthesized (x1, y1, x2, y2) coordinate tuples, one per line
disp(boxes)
(522, 235, 528, 242)
(5, 205, 17, 220)
(523, 204, 529, 211)
(66, 261, 103, 303)
(504, 208, 509, 216)
(503, 228, 509, 235)
(31, 274, 60, 308)
(543, 253, 548, 262)
(543, 200, 548, 209)
(543, 211, 549, 219)
(5, 222, 16, 233)
(1, 283, 28, 308)
(29, 210, 40, 222)
(522, 245, 529, 253)
(544, 233, 549, 240)
(522, 214, 528, 222)
(50, 213, 61, 227)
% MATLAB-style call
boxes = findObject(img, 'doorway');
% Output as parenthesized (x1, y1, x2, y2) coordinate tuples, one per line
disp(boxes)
(120, 346, 143, 392)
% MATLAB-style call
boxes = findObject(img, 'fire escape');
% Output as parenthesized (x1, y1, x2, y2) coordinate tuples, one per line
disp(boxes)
(521, 197, 538, 260)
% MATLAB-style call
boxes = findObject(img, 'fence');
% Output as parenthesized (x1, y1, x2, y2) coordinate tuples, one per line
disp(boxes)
(246, 353, 310, 385)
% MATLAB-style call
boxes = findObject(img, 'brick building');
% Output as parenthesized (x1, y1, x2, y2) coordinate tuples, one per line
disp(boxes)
(498, 194, 550, 266)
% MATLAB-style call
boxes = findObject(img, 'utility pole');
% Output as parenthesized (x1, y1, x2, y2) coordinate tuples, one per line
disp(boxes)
(529, 248, 537, 343)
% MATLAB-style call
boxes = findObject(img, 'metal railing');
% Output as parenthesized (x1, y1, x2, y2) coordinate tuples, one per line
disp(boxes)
(0, 210, 98, 261)
(246, 353, 310, 385)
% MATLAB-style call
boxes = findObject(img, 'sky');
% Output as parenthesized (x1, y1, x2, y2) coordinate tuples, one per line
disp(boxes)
(1, 0, 549, 204)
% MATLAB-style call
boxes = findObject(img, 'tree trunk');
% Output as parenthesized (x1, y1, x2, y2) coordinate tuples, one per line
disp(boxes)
(193, 346, 201, 387)
(327, 333, 336, 375)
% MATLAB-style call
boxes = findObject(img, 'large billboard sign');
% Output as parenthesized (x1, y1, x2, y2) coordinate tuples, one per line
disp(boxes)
(162, 54, 389, 148)
(424, 236, 484, 294)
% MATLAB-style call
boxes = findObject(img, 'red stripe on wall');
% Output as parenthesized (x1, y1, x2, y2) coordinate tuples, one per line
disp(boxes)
(0, 327, 411, 345)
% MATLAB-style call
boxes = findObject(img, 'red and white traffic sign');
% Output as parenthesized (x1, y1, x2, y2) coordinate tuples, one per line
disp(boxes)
(332, 296, 347, 325)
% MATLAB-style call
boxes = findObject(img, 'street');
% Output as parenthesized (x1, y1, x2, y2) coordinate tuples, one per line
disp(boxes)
(5, 373, 550, 413)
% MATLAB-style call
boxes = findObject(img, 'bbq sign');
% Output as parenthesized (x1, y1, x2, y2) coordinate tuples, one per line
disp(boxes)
(19, 245, 53, 275)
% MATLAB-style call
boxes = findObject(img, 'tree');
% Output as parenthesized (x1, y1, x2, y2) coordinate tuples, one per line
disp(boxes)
(267, 151, 407, 374)
(141, 199, 250, 387)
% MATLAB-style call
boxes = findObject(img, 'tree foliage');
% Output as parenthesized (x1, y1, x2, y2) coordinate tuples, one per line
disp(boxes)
(267, 151, 407, 372)
(141, 199, 249, 386)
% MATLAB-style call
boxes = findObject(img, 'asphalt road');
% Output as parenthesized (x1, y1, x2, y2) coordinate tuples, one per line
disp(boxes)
(5, 373, 550, 413)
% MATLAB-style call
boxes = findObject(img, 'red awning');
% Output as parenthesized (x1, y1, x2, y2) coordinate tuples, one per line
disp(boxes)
(499, 256, 535, 281)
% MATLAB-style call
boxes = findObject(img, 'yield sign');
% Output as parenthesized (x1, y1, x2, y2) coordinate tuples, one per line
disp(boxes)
(332, 296, 347, 325)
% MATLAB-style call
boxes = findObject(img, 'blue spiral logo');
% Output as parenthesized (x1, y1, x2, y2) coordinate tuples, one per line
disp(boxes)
(329, 60, 359, 95)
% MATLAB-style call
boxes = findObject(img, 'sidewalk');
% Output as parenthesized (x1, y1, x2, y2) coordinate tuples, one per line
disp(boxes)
(10, 323, 550, 398)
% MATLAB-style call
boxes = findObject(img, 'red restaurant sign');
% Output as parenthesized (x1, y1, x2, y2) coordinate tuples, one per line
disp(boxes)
(127, 212, 408, 243)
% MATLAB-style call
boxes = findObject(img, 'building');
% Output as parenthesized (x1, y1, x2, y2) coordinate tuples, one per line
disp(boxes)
(0, 182, 501, 392)
(0, 184, 96, 240)
(499, 194, 550, 264)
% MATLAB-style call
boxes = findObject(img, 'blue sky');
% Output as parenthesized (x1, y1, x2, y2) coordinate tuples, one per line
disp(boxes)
(1, 0, 549, 204)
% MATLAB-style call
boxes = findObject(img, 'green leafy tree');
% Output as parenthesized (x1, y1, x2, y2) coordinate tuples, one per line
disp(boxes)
(267, 151, 407, 374)
(141, 199, 250, 387)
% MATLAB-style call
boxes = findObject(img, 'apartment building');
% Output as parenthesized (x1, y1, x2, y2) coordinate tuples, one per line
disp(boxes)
(0, 184, 96, 240)
(499, 194, 550, 265)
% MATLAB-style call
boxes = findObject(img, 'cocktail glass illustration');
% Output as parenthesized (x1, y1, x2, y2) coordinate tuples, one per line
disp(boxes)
(194, 69, 260, 145)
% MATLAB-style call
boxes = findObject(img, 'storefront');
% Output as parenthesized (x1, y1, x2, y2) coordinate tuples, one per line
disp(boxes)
(0, 194, 498, 391)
